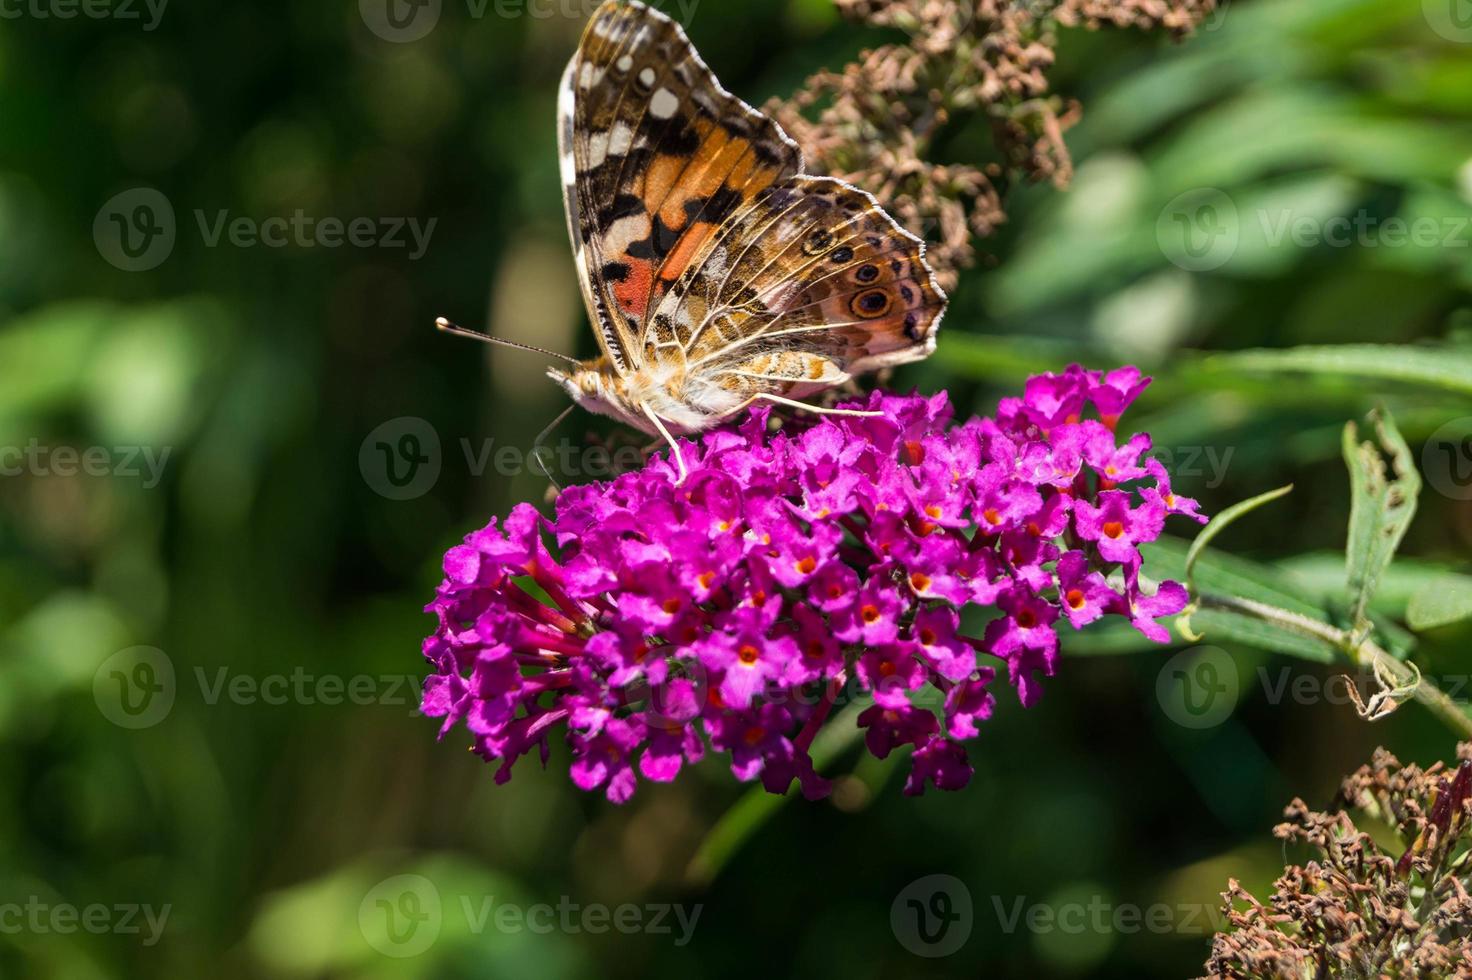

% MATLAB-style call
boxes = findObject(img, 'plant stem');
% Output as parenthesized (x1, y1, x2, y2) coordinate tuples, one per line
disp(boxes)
(1199, 594, 1472, 740)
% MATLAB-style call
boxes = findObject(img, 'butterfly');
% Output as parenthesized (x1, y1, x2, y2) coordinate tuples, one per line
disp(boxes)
(438, 0, 946, 482)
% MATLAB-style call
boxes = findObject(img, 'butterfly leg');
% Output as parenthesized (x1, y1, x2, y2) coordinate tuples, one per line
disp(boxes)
(640, 403, 690, 485)
(752, 393, 884, 419)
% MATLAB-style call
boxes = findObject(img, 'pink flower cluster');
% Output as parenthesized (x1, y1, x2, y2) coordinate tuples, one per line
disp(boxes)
(420, 367, 1202, 802)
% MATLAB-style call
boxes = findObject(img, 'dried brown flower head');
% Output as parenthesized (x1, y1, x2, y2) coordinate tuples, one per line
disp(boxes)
(1203, 745, 1472, 979)
(769, 0, 1216, 289)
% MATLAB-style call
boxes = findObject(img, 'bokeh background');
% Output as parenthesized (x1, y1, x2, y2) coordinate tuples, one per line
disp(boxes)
(4, 0, 1472, 976)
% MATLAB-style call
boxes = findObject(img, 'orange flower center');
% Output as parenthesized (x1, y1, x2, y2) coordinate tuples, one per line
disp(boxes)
(738, 644, 760, 665)
(698, 571, 716, 589)
(1102, 520, 1124, 539)
(742, 725, 764, 745)
(1016, 609, 1038, 629)
(909, 571, 931, 593)
(795, 556, 816, 575)
(918, 627, 937, 645)
(860, 604, 881, 624)
(662, 597, 682, 614)
(1065, 589, 1086, 610)
(983, 508, 1001, 525)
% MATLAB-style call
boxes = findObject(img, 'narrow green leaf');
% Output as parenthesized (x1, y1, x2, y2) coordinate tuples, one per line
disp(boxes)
(1280, 553, 1466, 619)
(1407, 575, 1472, 631)
(1140, 538, 1347, 662)
(1342, 409, 1421, 627)
(1143, 537, 1327, 619)
(1183, 484, 1295, 594)
(1202, 344, 1472, 397)
(1190, 608, 1340, 663)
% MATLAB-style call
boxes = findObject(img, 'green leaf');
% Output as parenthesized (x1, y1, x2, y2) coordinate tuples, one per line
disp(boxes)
(1279, 553, 1467, 619)
(1407, 576, 1472, 631)
(1190, 607, 1339, 663)
(1204, 344, 1472, 397)
(1184, 484, 1295, 593)
(1142, 537, 1327, 620)
(1342, 409, 1421, 626)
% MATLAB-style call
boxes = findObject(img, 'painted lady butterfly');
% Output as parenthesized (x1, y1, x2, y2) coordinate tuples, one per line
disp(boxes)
(440, 0, 946, 481)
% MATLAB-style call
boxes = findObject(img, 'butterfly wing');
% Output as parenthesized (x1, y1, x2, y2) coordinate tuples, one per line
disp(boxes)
(650, 174, 947, 411)
(558, 0, 801, 376)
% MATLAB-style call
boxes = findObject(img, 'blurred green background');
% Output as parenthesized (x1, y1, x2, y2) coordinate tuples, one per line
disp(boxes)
(3, 0, 1472, 976)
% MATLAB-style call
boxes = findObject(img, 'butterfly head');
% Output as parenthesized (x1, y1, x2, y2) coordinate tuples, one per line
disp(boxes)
(547, 360, 647, 430)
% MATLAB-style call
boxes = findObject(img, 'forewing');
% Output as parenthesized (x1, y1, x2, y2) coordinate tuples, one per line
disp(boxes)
(559, 0, 802, 375)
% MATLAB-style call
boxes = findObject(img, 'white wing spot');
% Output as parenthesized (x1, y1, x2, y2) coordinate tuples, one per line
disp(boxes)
(639, 67, 656, 88)
(616, 54, 633, 72)
(587, 130, 610, 168)
(650, 88, 679, 119)
(608, 122, 634, 157)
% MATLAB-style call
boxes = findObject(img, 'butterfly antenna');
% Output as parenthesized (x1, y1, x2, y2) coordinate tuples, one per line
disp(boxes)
(531, 404, 577, 493)
(434, 317, 580, 366)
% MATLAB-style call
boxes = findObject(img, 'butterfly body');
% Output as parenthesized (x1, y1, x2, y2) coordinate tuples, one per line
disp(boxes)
(549, 357, 744, 436)
(447, 0, 947, 478)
